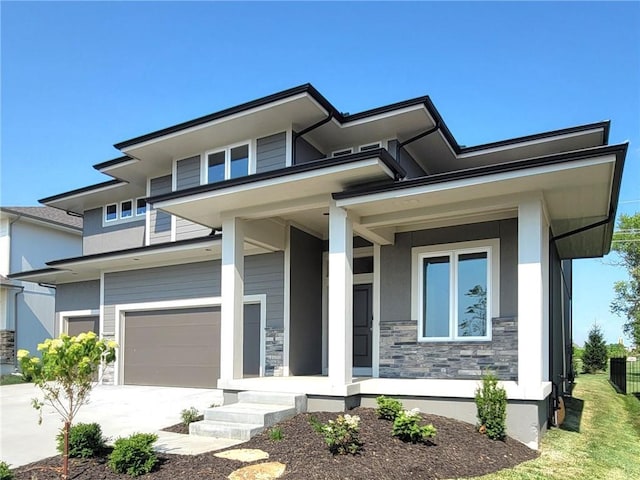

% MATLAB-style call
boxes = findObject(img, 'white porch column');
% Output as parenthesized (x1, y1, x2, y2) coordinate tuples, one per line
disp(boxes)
(517, 197, 549, 396)
(328, 200, 353, 386)
(220, 216, 245, 381)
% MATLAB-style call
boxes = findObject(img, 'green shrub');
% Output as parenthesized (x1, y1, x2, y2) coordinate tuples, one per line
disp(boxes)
(475, 372, 507, 440)
(268, 426, 284, 441)
(308, 415, 324, 433)
(180, 406, 200, 426)
(392, 408, 437, 443)
(318, 414, 361, 455)
(108, 433, 158, 477)
(376, 395, 403, 420)
(0, 461, 13, 480)
(56, 422, 106, 458)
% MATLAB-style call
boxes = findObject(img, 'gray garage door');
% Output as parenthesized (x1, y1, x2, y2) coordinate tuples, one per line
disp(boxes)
(124, 307, 221, 388)
(67, 316, 99, 336)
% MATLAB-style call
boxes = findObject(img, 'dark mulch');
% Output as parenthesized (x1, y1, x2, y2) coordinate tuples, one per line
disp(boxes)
(12, 408, 538, 480)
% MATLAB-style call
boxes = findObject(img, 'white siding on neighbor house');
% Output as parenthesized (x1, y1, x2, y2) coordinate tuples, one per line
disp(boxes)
(149, 175, 172, 244)
(256, 132, 287, 173)
(102, 252, 284, 335)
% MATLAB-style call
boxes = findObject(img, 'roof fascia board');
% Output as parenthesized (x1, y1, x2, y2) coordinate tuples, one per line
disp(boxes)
(93, 155, 137, 171)
(334, 143, 626, 201)
(8, 267, 63, 280)
(148, 149, 405, 206)
(39, 179, 126, 204)
(46, 235, 221, 268)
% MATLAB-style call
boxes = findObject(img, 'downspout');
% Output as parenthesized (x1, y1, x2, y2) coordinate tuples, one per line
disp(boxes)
(292, 112, 334, 165)
(395, 122, 441, 176)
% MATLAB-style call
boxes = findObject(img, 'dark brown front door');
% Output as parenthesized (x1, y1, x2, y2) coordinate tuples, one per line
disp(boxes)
(353, 284, 372, 368)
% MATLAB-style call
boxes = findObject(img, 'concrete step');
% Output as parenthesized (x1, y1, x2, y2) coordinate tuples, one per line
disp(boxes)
(204, 402, 296, 426)
(189, 420, 264, 441)
(237, 391, 307, 413)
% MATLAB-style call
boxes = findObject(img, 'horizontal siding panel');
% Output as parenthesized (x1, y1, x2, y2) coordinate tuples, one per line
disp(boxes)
(176, 156, 201, 190)
(176, 218, 210, 241)
(256, 132, 286, 174)
(150, 175, 173, 245)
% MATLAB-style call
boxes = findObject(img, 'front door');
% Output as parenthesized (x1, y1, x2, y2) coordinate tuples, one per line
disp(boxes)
(353, 284, 373, 368)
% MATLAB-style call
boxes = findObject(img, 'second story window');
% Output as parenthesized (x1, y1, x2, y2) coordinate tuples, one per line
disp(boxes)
(136, 198, 146, 216)
(207, 143, 250, 183)
(121, 200, 133, 218)
(105, 204, 117, 222)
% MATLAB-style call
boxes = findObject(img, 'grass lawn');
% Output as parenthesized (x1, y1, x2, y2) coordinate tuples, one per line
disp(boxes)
(0, 374, 27, 386)
(467, 373, 640, 480)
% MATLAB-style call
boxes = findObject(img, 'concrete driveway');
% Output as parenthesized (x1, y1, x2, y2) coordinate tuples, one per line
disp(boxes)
(0, 383, 224, 467)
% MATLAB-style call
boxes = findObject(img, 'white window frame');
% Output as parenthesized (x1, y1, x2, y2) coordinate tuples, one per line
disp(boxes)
(358, 142, 381, 152)
(205, 141, 252, 183)
(411, 239, 500, 342)
(120, 200, 133, 219)
(104, 203, 118, 223)
(103, 198, 144, 226)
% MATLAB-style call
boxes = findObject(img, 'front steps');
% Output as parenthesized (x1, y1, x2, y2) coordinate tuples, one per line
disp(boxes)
(189, 391, 307, 441)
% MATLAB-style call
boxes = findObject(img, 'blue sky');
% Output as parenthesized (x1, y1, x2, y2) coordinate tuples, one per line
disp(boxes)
(1, 1, 639, 345)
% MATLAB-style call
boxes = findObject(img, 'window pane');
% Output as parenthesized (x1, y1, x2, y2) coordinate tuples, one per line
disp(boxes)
(423, 256, 450, 337)
(208, 151, 225, 183)
(353, 256, 373, 274)
(457, 252, 488, 337)
(106, 204, 117, 221)
(230, 145, 249, 179)
(121, 200, 132, 218)
(136, 199, 146, 215)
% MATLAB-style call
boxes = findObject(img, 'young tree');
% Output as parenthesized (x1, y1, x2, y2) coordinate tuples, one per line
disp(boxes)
(18, 332, 117, 480)
(610, 213, 640, 349)
(582, 324, 608, 373)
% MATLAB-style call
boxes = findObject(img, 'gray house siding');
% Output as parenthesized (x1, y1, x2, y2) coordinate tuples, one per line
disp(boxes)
(55, 280, 100, 336)
(176, 156, 200, 190)
(289, 227, 323, 375)
(388, 140, 427, 178)
(102, 252, 284, 335)
(256, 132, 287, 173)
(294, 136, 324, 164)
(149, 175, 172, 244)
(83, 208, 145, 255)
(379, 219, 519, 381)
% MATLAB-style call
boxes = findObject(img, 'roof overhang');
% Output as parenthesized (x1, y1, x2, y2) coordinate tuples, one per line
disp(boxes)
(149, 151, 403, 228)
(334, 144, 627, 259)
(39, 180, 146, 216)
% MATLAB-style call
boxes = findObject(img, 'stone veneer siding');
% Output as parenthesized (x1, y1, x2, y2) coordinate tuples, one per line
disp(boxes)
(0, 330, 15, 364)
(379, 317, 518, 380)
(265, 327, 284, 376)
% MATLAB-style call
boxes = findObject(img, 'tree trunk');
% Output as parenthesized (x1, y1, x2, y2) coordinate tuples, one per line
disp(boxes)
(63, 420, 70, 480)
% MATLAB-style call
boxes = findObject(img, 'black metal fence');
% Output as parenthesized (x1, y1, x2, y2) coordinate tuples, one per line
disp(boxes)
(610, 357, 640, 394)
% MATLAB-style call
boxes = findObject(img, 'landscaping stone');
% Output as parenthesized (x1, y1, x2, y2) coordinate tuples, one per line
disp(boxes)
(228, 461, 286, 480)
(215, 448, 270, 462)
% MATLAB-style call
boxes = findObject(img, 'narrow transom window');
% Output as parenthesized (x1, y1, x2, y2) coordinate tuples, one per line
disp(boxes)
(413, 240, 499, 342)
(230, 145, 249, 179)
(136, 198, 146, 216)
(121, 200, 133, 219)
(105, 204, 117, 222)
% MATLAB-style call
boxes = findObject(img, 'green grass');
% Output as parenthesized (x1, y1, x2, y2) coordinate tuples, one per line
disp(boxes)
(462, 374, 640, 480)
(0, 374, 28, 386)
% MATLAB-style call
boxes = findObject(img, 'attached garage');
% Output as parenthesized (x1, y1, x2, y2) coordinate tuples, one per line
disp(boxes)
(123, 307, 221, 388)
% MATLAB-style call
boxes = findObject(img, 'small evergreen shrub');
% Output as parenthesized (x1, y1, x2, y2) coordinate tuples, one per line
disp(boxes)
(376, 395, 403, 420)
(308, 415, 324, 433)
(319, 414, 361, 455)
(392, 408, 437, 443)
(180, 406, 200, 426)
(582, 324, 608, 373)
(475, 372, 507, 440)
(0, 461, 13, 480)
(56, 422, 106, 458)
(108, 433, 158, 477)
(268, 426, 284, 441)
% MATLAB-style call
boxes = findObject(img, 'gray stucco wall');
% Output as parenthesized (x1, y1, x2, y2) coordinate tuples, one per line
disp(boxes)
(294, 136, 324, 164)
(289, 227, 323, 375)
(102, 252, 284, 334)
(379, 219, 519, 380)
(256, 132, 286, 173)
(83, 208, 145, 255)
(388, 140, 426, 178)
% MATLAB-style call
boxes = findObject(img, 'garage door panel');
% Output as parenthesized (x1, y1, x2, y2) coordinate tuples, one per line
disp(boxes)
(124, 307, 220, 388)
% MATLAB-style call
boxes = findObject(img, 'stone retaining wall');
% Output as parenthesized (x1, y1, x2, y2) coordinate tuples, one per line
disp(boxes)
(0, 330, 15, 365)
(265, 327, 284, 376)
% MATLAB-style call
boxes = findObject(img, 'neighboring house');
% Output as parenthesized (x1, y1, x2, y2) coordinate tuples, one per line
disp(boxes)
(0, 207, 82, 373)
(10, 84, 627, 448)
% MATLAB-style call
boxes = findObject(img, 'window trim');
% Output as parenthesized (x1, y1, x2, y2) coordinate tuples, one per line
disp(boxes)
(205, 140, 252, 184)
(120, 200, 133, 219)
(105, 203, 118, 222)
(135, 198, 147, 217)
(411, 239, 500, 342)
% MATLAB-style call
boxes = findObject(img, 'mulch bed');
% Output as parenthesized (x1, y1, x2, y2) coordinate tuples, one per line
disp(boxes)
(12, 408, 538, 479)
